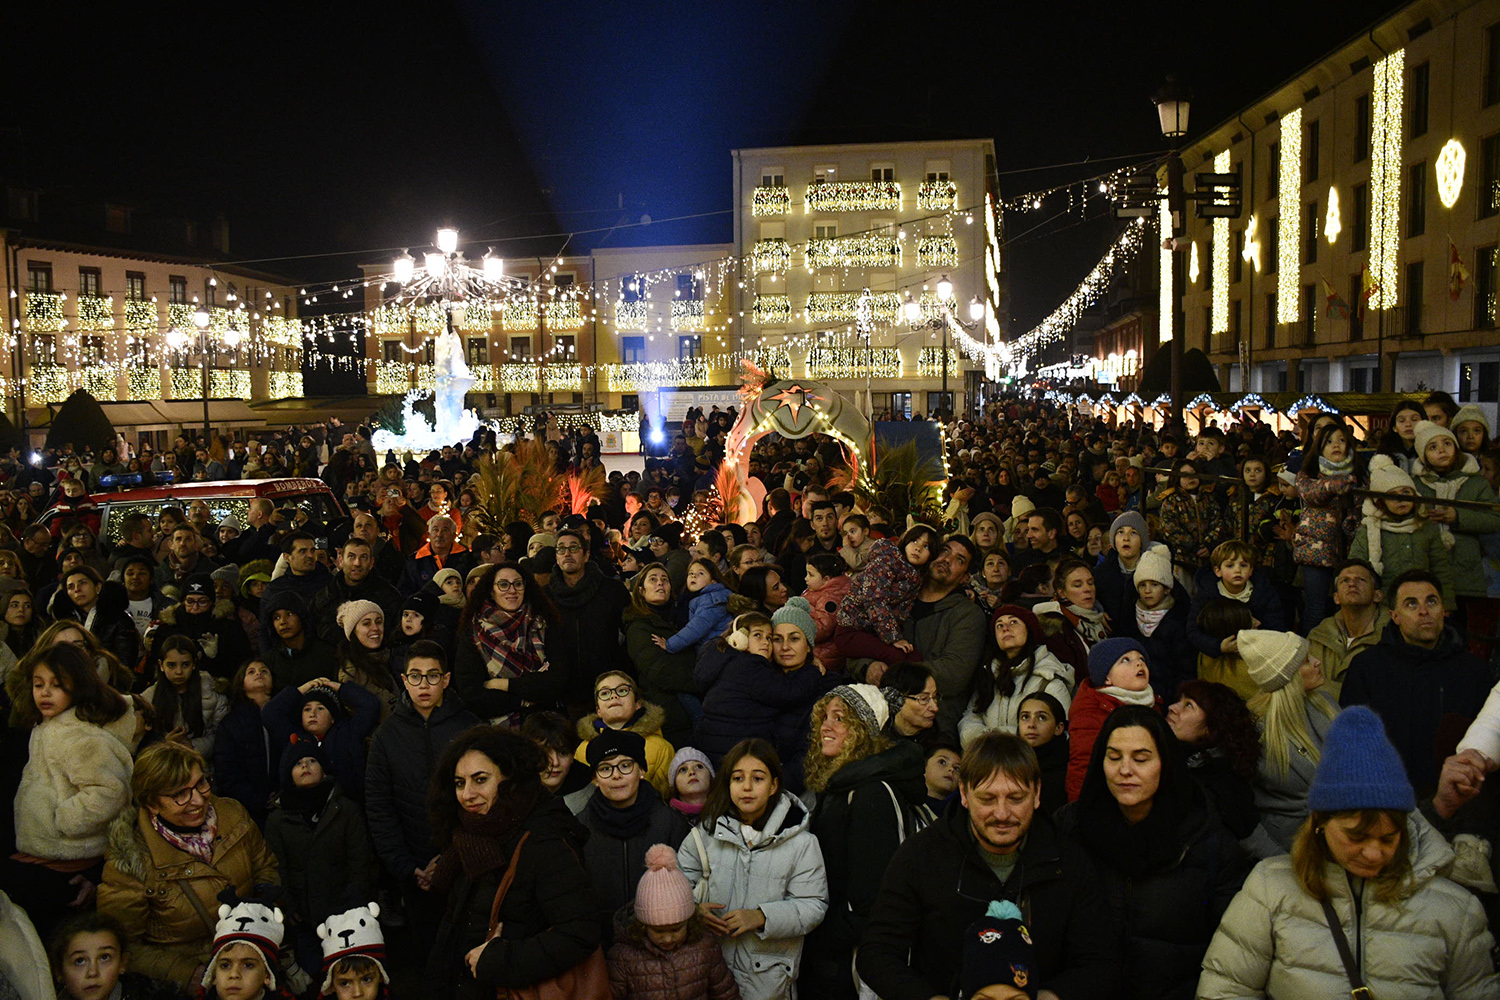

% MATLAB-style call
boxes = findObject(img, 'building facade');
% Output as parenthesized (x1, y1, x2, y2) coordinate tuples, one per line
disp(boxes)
(1097, 0, 1500, 417)
(731, 139, 1004, 418)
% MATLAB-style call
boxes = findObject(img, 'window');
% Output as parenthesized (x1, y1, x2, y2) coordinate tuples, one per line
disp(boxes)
(1476, 246, 1498, 330)
(926, 392, 954, 418)
(1233, 228, 1244, 283)
(621, 336, 646, 363)
(1460, 360, 1500, 402)
(758, 221, 785, 240)
(1349, 274, 1365, 341)
(33, 333, 55, 360)
(1303, 284, 1318, 345)
(678, 336, 702, 360)
(813, 164, 837, 184)
(924, 161, 951, 182)
(1265, 293, 1277, 349)
(509, 336, 531, 360)
(125, 271, 146, 300)
(1305, 119, 1320, 182)
(381, 340, 405, 363)
(1405, 261, 1423, 336)
(1407, 161, 1426, 237)
(1306, 202, 1319, 263)
(622, 394, 639, 411)
(1354, 94, 1371, 162)
(1350, 366, 1373, 393)
(676, 273, 702, 300)
(26, 262, 51, 293)
(1410, 61, 1430, 136)
(553, 272, 575, 289)
(104, 204, 131, 234)
(1265, 219, 1279, 275)
(168, 275, 187, 304)
(760, 168, 785, 188)
(1482, 134, 1500, 219)
(466, 338, 489, 365)
(1273, 368, 1289, 392)
(621, 274, 645, 302)
(78, 268, 101, 297)
(1267, 141, 1280, 198)
(1488, 24, 1500, 107)
(813, 221, 838, 240)
(1352, 184, 1369, 251)
(870, 163, 895, 182)
(80, 335, 106, 364)
(554, 335, 576, 358)
(1296, 366, 1309, 393)
(1203, 306, 1213, 350)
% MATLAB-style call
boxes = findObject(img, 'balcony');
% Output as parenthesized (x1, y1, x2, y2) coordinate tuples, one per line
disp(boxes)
(263, 316, 302, 347)
(457, 298, 494, 333)
(916, 236, 958, 269)
(671, 299, 706, 331)
(375, 361, 412, 394)
(803, 291, 905, 325)
(170, 368, 251, 400)
(918, 180, 958, 211)
(76, 295, 114, 331)
(805, 234, 901, 270)
(166, 303, 197, 331)
(752, 186, 790, 217)
(615, 300, 650, 331)
(546, 297, 583, 330)
(804, 181, 901, 213)
(27, 363, 68, 404)
(750, 238, 791, 275)
(128, 368, 163, 400)
(753, 294, 791, 325)
(808, 347, 900, 379)
(502, 299, 537, 331)
(124, 299, 158, 333)
(268, 371, 303, 400)
(24, 292, 64, 333)
(493, 363, 582, 392)
(919, 348, 963, 377)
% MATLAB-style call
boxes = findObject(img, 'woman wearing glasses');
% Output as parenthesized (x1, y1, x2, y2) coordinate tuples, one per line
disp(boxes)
(7, 642, 134, 937)
(573, 669, 676, 799)
(879, 662, 940, 749)
(97, 738, 279, 991)
(454, 562, 563, 727)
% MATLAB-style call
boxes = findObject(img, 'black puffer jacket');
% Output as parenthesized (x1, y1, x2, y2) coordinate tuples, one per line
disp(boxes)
(148, 599, 248, 681)
(213, 700, 275, 827)
(857, 801, 1120, 1000)
(50, 579, 140, 670)
(575, 790, 689, 936)
(1056, 789, 1249, 1000)
(309, 572, 403, 646)
(365, 694, 479, 879)
(427, 796, 601, 1000)
(546, 563, 629, 707)
(264, 783, 377, 926)
(623, 604, 697, 748)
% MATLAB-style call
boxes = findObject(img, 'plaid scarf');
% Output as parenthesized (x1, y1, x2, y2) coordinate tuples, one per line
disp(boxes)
(473, 601, 549, 721)
(151, 803, 219, 865)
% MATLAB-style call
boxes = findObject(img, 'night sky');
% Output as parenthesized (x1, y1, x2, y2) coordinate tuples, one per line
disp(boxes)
(6, 0, 1396, 333)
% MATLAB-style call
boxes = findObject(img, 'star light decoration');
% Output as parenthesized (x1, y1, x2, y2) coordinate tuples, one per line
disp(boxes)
(1436, 139, 1466, 209)
(767, 383, 824, 421)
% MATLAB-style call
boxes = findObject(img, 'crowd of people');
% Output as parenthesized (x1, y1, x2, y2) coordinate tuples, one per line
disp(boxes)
(1, 389, 1500, 1000)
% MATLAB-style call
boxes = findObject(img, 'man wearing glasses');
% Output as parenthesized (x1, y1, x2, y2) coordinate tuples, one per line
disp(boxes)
(365, 640, 477, 952)
(574, 728, 688, 943)
(546, 527, 629, 715)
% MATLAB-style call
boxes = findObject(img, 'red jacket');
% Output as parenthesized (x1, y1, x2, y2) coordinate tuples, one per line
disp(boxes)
(1064, 680, 1163, 801)
(804, 574, 853, 671)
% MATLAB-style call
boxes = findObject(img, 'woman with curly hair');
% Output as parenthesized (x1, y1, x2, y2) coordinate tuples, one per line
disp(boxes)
(1166, 680, 1261, 840)
(453, 561, 561, 726)
(800, 684, 925, 1000)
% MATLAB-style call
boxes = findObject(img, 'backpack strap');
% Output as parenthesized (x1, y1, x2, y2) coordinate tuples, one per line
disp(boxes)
(486, 831, 531, 938)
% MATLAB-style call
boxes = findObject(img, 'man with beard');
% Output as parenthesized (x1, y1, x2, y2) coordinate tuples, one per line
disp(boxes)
(547, 527, 628, 716)
(857, 732, 1118, 1000)
(310, 536, 402, 645)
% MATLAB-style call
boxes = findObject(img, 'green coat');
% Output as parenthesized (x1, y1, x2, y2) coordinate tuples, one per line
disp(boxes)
(1413, 456, 1500, 598)
(1348, 517, 1455, 608)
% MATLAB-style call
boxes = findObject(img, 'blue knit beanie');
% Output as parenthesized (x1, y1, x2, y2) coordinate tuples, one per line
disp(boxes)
(1087, 637, 1146, 688)
(1307, 706, 1415, 813)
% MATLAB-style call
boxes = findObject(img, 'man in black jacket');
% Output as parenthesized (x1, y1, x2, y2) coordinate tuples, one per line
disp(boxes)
(365, 641, 477, 954)
(858, 732, 1119, 1000)
(310, 536, 402, 645)
(547, 528, 628, 715)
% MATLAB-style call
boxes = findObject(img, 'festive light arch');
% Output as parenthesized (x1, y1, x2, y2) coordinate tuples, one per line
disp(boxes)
(722, 378, 874, 524)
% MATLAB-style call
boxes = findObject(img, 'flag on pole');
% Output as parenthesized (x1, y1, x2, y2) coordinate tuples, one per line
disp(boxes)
(1360, 267, 1380, 316)
(1323, 277, 1351, 320)
(1450, 239, 1471, 301)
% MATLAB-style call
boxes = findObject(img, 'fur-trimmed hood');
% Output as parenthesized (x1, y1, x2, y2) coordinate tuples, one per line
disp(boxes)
(156, 597, 237, 626)
(48, 577, 131, 622)
(575, 699, 667, 742)
(105, 807, 153, 883)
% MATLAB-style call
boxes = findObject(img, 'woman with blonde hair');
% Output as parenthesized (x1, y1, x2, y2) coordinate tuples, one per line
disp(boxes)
(1200, 707, 1497, 999)
(801, 684, 924, 999)
(1237, 630, 1339, 858)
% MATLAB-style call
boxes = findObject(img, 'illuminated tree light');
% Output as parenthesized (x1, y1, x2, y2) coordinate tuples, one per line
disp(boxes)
(1211, 150, 1230, 335)
(917, 180, 958, 211)
(375, 361, 412, 394)
(210, 370, 252, 398)
(752, 294, 791, 325)
(369, 305, 412, 335)
(1325, 187, 1342, 244)
(916, 236, 959, 269)
(1368, 48, 1404, 310)
(24, 293, 65, 333)
(167, 303, 197, 331)
(76, 295, 114, 332)
(614, 300, 650, 330)
(752, 187, 790, 217)
(268, 371, 303, 400)
(458, 298, 494, 332)
(79, 368, 117, 399)
(1276, 107, 1303, 324)
(501, 299, 537, 331)
(263, 316, 302, 346)
(547, 298, 584, 330)
(804, 181, 901, 214)
(671, 299, 707, 331)
(750, 239, 791, 275)
(805, 235, 902, 270)
(1436, 139, 1465, 209)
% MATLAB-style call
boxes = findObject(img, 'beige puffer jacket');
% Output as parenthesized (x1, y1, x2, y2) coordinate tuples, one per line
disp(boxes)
(1198, 813, 1497, 999)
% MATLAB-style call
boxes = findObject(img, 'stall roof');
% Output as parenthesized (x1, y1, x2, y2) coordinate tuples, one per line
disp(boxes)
(249, 397, 385, 426)
(29, 399, 266, 431)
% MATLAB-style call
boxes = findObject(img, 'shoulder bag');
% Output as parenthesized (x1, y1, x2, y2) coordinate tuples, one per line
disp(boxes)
(1318, 897, 1374, 1000)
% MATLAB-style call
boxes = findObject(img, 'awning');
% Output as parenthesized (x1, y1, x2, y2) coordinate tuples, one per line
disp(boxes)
(249, 397, 384, 426)
(152, 400, 265, 428)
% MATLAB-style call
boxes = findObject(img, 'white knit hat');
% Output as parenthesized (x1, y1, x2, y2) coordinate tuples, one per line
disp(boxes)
(317, 904, 389, 995)
(1453, 404, 1491, 441)
(828, 683, 890, 734)
(336, 600, 384, 640)
(1414, 420, 1457, 464)
(1133, 548, 1174, 589)
(1367, 454, 1414, 496)
(202, 898, 285, 989)
(1238, 629, 1310, 693)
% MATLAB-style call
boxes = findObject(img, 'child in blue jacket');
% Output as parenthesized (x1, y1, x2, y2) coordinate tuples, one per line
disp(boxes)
(655, 558, 738, 653)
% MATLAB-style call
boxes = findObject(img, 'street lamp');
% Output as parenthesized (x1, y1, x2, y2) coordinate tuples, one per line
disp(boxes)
(192, 305, 212, 448)
(905, 277, 975, 419)
(1153, 75, 1192, 425)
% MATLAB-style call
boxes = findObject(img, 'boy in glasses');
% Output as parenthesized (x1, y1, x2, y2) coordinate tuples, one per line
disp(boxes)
(363, 640, 478, 955)
(573, 669, 676, 798)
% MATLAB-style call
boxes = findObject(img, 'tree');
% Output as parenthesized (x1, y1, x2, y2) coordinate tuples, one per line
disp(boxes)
(0, 411, 27, 455)
(45, 391, 116, 454)
(1137, 347, 1223, 397)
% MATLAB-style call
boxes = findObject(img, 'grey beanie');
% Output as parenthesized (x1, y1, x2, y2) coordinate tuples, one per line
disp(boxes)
(771, 596, 817, 648)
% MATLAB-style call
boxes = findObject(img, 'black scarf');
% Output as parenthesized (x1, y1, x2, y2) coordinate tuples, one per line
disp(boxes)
(430, 783, 543, 892)
(584, 787, 658, 840)
(1076, 781, 1195, 878)
(281, 781, 333, 823)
